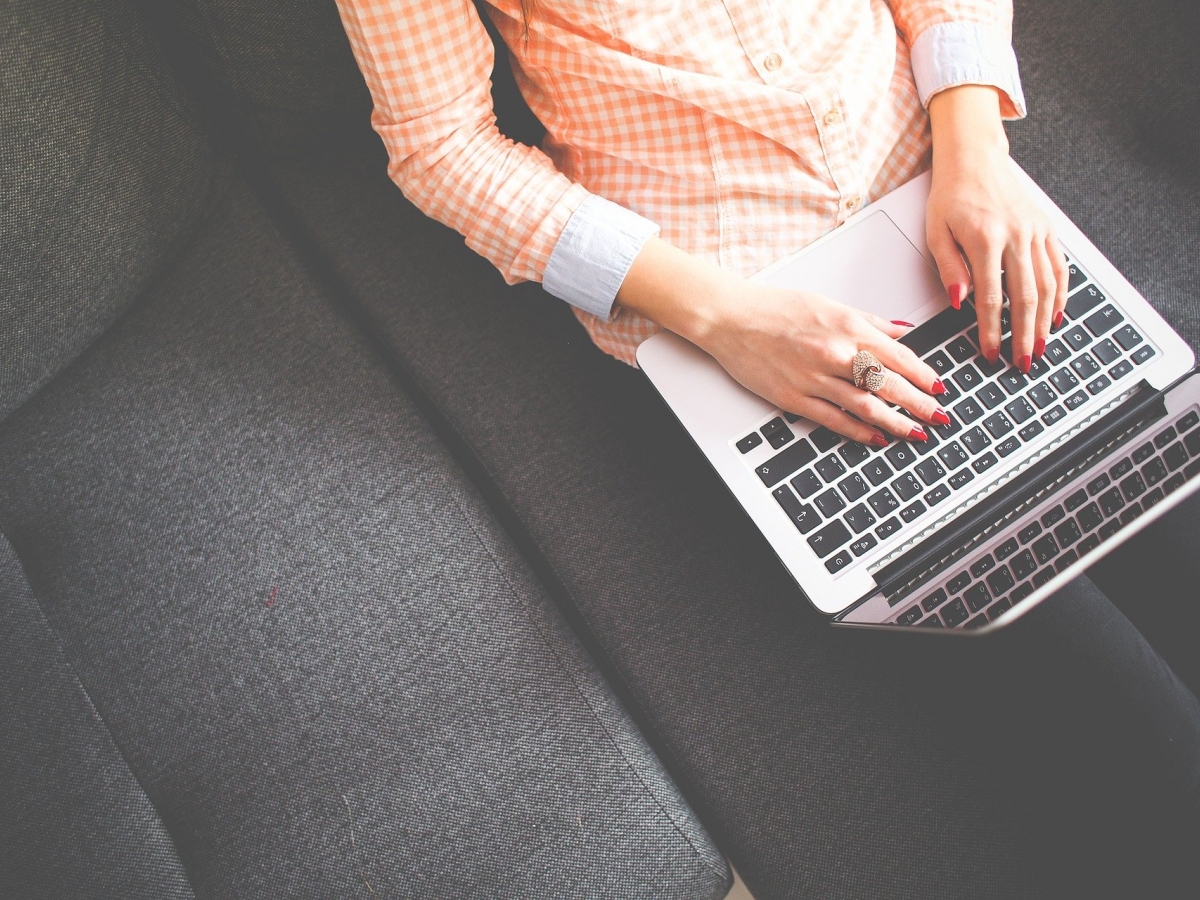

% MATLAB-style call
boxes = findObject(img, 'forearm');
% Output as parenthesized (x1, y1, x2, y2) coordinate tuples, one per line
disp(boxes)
(927, 84, 1009, 168)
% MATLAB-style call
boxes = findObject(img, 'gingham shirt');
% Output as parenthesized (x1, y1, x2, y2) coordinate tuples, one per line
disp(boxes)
(335, 0, 1025, 365)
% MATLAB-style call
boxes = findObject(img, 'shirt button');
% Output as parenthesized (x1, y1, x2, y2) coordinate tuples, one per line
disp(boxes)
(845, 195, 862, 211)
(763, 52, 783, 72)
(822, 109, 842, 126)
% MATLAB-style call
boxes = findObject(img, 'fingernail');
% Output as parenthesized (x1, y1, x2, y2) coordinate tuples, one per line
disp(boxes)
(931, 408, 951, 426)
(1018, 354, 1031, 374)
(1033, 337, 1046, 359)
(948, 283, 966, 310)
(891, 320, 915, 328)
(1052, 310, 1064, 329)
(870, 433, 888, 448)
(909, 426, 928, 442)
(986, 348, 1000, 364)
(931, 378, 947, 395)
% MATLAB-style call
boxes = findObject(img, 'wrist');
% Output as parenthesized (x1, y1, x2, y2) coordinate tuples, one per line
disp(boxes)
(928, 85, 1009, 166)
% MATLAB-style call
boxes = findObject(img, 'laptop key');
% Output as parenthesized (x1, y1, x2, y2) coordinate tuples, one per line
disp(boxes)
(995, 537, 1020, 560)
(895, 604, 922, 625)
(1010, 582, 1034, 603)
(970, 554, 996, 578)
(947, 571, 972, 594)
(983, 411, 1014, 439)
(875, 516, 902, 540)
(942, 597, 970, 627)
(884, 442, 918, 471)
(953, 363, 983, 392)
(1062, 325, 1093, 353)
(1110, 457, 1134, 478)
(1004, 396, 1036, 424)
(1018, 522, 1042, 544)
(987, 565, 1016, 596)
(1028, 382, 1058, 409)
(814, 489, 846, 517)
(1164, 442, 1189, 472)
(976, 383, 1006, 409)
(1165, 473, 1186, 494)
(1132, 345, 1155, 365)
(976, 354, 1006, 377)
(1032, 534, 1059, 565)
(1070, 353, 1101, 380)
(737, 432, 763, 453)
(1120, 504, 1143, 525)
(1178, 410, 1200, 432)
(1077, 534, 1101, 555)
(1186, 428, 1200, 456)
(868, 488, 900, 517)
(1028, 356, 1051, 380)
(935, 443, 967, 472)
(816, 454, 847, 482)
(1121, 471, 1147, 501)
(1065, 284, 1106, 320)
(838, 472, 870, 501)
(898, 304, 977, 356)
(964, 582, 991, 612)
(1112, 324, 1143, 352)
(862, 459, 893, 486)
(825, 549, 854, 573)
(899, 500, 926, 523)
(922, 588, 949, 612)
(1041, 405, 1067, 427)
(948, 468, 974, 490)
(953, 396, 984, 424)
(791, 469, 823, 498)
(971, 451, 998, 474)
(995, 436, 1021, 458)
(850, 534, 878, 556)
(1099, 487, 1126, 517)
(997, 369, 1028, 395)
(809, 520, 853, 558)
(1055, 518, 1083, 547)
(1041, 505, 1066, 527)
(755, 438, 818, 487)
(772, 486, 822, 534)
(1042, 338, 1071, 366)
(1018, 421, 1045, 442)
(917, 457, 949, 484)
(1109, 360, 1134, 381)
(1011, 549, 1037, 580)
(839, 441, 872, 467)
(925, 350, 954, 376)
(844, 503, 876, 533)
(1143, 458, 1168, 486)
(1093, 339, 1121, 366)
(947, 336, 976, 363)
(1055, 549, 1079, 573)
(891, 473, 923, 501)
(960, 426, 991, 455)
(1087, 473, 1110, 495)
(1077, 502, 1104, 533)
(1083, 304, 1123, 337)
(1065, 489, 1088, 511)
(1154, 426, 1177, 449)
(1050, 368, 1079, 395)
(1033, 568, 1057, 588)
(1086, 375, 1111, 395)
(924, 484, 952, 506)
(810, 426, 841, 452)
(1067, 263, 1087, 292)
(1063, 390, 1088, 411)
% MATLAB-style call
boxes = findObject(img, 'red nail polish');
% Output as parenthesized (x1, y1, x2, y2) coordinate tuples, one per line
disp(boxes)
(1018, 354, 1031, 374)
(931, 409, 951, 427)
(948, 283, 966, 310)
(909, 426, 928, 442)
(986, 347, 1000, 364)
(932, 379, 947, 395)
(1052, 310, 1064, 329)
(870, 433, 888, 448)
(891, 320, 915, 328)
(1033, 337, 1046, 359)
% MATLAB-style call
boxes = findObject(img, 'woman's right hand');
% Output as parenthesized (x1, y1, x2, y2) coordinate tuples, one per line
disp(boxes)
(696, 281, 949, 445)
(616, 236, 949, 445)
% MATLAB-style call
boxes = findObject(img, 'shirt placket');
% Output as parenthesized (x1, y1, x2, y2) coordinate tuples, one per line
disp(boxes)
(806, 81, 864, 226)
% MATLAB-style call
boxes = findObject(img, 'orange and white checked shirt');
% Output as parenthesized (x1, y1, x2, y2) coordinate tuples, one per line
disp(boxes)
(335, 0, 1025, 365)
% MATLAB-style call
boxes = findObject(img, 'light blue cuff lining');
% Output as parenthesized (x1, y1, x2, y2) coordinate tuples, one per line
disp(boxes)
(910, 22, 1027, 117)
(542, 194, 661, 321)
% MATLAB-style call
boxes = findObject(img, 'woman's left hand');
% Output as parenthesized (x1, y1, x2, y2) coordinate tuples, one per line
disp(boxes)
(925, 85, 1069, 374)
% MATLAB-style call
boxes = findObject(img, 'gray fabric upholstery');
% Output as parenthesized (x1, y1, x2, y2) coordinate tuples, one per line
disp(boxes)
(1009, 0, 1200, 348)
(0, 181, 730, 900)
(0, 534, 196, 900)
(0, 0, 223, 422)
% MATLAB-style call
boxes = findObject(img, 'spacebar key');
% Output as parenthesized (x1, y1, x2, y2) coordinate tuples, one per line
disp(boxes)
(899, 304, 977, 357)
(756, 437, 817, 487)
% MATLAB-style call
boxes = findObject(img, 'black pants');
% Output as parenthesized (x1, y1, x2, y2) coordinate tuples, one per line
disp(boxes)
(922, 490, 1200, 895)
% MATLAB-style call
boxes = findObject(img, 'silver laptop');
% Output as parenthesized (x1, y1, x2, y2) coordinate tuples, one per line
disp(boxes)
(638, 163, 1200, 633)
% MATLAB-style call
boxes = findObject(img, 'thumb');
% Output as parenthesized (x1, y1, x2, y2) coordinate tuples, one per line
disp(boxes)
(928, 222, 972, 310)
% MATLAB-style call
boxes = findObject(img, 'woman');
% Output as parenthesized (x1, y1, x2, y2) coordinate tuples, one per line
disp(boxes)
(335, 0, 1059, 447)
(334, 0, 1200, 887)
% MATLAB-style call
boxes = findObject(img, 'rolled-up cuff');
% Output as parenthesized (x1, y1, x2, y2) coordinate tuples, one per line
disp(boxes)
(541, 194, 661, 321)
(910, 22, 1027, 119)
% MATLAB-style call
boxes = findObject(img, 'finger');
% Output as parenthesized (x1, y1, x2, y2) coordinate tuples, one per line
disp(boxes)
(927, 220, 973, 310)
(788, 395, 887, 447)
(964, 234, 1005, 363)
(1031, 238, 1058, 359)
(1005, 238, 1038, 374)
(864, 329, 946, 397)
(873, 365, 948, 427)
(819, 375, 930, 442)
(857, 309, 916, 340)
(1047, 234, 1070, 332)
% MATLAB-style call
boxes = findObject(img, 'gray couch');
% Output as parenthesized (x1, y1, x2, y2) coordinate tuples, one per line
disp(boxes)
(1, 0, 1196, 898)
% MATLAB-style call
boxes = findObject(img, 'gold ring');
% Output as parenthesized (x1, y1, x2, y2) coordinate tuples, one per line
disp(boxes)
(851, 350, 888, 393)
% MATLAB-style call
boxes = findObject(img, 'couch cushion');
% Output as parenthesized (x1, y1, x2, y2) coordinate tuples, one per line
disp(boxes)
(0, 180, 730, 900)
(0, 0, 223, 422)
(0, 535, 196, 900)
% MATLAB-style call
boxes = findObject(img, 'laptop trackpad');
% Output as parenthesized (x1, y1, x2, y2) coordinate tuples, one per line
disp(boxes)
(755, 211, 946, 325)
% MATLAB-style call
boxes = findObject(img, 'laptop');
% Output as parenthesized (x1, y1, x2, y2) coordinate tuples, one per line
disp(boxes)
(637, 163, 1200, 633)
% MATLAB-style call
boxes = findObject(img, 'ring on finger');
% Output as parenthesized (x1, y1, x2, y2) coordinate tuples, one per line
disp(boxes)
(851, 350, 888, 394)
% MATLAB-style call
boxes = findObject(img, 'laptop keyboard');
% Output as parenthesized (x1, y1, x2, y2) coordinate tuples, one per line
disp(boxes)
(738, 258, 1159, 575)
(892, 407, 1200, 629)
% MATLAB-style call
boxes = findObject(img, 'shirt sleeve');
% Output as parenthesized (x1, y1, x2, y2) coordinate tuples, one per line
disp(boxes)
(333, 0, 659, 319)
(888, 0, 1026, 118)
